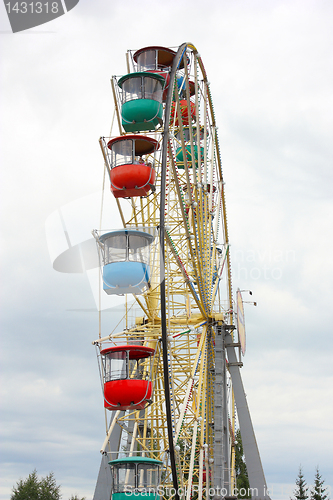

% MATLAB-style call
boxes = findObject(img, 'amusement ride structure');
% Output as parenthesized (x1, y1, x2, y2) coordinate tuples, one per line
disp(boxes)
(84, 43, 270, 500)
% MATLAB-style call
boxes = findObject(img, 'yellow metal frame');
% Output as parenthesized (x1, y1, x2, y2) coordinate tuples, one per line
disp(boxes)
(97, 44, 236, 498)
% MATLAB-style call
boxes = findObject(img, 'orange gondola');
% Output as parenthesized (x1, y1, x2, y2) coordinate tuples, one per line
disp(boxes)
(107, 135, 159, 198)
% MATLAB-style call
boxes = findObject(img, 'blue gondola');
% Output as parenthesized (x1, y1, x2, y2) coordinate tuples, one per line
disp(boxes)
(98, 229, 154, 295)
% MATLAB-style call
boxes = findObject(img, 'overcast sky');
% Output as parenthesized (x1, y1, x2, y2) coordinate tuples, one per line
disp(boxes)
(1, 0, 332, 499)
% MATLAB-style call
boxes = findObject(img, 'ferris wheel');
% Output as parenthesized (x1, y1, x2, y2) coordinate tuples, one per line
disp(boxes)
(92, 44, 270, 500)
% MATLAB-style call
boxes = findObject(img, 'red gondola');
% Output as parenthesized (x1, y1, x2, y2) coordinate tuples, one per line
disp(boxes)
(107, 135, 159, 198)
(100, 345, 155, 411)
(133, 45, 177, 101)
(170, 99, 196, 126)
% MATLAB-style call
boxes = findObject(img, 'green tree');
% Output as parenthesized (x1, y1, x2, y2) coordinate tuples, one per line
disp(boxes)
(235, 428, 250, 498)
(292, 466, 308, 500)
(69, 496, 86, 500)
(310, 467, 329, 500)
(11, 470, 61, 500)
